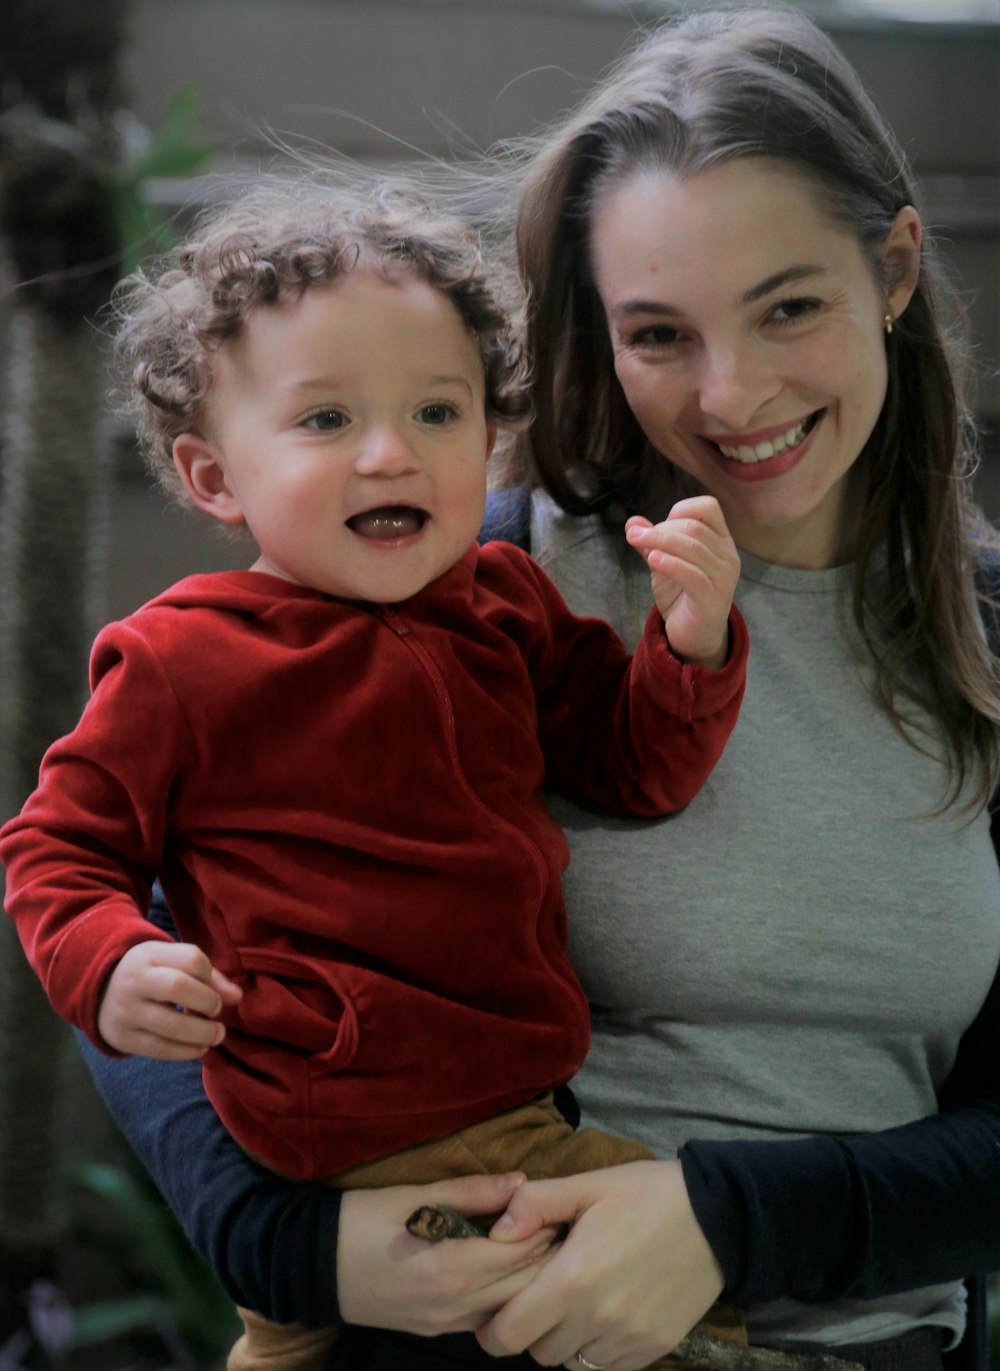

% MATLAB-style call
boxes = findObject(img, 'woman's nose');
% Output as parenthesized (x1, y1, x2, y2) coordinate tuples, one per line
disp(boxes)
(354, 426, 420, 477)
(696, 342, 780, 430)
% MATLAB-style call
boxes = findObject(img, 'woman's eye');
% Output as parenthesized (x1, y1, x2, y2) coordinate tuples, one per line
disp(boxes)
(302, 409, 347, 432)
(417, 403, 456, 426)
(769, 297, 820, 325)
(631, 324, 685, 349)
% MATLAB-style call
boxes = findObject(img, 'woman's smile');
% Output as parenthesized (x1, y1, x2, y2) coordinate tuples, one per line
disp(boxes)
(711, 412, 820, 465)
(704, 411, 823, 483)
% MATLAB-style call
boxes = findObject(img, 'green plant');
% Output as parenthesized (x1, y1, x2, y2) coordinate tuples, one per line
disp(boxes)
(113, 84, 216, 274)
(64, 1159, 240, 1366)
(0, 1153, 239, 1369)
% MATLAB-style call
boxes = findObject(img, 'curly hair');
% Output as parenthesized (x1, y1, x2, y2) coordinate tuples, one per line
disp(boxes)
(112, 176, 531, 493)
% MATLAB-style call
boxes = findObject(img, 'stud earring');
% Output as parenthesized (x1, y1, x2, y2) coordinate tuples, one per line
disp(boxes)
(884, 311, 894, 335)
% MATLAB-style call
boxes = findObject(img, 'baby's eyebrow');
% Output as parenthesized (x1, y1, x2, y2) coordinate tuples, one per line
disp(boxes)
(279, 376, 349, 396)
(421, 375, 476, 396)
(278, 374, 476, 398)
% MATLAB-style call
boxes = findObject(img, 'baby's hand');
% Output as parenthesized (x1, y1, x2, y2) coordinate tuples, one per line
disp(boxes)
(97, 940, 242, 1060)
(626, 496, 740, 669)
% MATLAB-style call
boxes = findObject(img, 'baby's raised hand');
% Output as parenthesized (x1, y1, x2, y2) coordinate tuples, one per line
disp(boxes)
(625, 496, 740, 670)
(97, 940, 242, 1060)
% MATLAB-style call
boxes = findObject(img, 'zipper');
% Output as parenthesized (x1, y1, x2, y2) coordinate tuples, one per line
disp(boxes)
(375, 605, 552, 908)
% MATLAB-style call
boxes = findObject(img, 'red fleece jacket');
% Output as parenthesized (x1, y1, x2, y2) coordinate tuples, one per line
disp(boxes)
(2, 541, 747, 1179)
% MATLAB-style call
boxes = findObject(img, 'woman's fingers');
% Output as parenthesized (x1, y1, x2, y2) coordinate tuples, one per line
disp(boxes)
(489, 1172, 589, 1242)
(336, 1174, 557, 1337)
(477, 1161, 724, 1367)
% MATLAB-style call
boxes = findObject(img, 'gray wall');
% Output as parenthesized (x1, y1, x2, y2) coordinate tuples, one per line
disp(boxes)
(121, 0, 998, 397)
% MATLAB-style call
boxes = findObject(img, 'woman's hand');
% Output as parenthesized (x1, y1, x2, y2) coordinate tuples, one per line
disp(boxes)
(475, 1160, 724, 1369)
(626, 496, 740, 670)
(337, 1171, 559, 1336)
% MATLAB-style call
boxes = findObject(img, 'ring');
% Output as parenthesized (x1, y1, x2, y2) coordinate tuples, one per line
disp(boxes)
(575, 1356, 605, 1370)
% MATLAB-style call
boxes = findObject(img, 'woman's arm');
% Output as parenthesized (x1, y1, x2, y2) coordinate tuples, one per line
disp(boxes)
(474, 953, 1000, 1365)
(683, 907, 1000, 1303)
(79, 1037, 556, 1329)
(79, 906, 1000, 1354)
(681, 1095, 1000, 1305)
(475, 1097, 1000, 1365)
(78, 881, 555, 1332)
(81, 889, 339, 1317)
(78, 1038, 344, 1324)
(79, 888, 345, 1322)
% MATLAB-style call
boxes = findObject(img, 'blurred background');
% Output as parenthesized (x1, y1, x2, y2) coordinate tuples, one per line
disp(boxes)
(0, 1, 998, 1366)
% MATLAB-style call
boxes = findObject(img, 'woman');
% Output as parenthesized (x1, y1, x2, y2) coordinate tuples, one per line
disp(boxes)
(79, 8, 1000, 1371)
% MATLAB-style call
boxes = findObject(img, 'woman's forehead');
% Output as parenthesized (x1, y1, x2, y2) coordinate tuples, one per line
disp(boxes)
(589, 161, 859, 300)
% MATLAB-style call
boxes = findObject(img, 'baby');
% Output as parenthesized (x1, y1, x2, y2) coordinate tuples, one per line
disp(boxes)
(1, 178, 747, 1370)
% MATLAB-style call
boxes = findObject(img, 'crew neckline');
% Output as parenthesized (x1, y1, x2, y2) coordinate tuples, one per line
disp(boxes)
(737, 548, 855, 594)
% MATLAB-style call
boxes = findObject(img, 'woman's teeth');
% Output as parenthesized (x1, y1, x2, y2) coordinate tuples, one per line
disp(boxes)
(717, 417, 811, 463)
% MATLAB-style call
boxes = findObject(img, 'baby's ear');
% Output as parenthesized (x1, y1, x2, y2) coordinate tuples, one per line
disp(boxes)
(172, 434, 245, 525)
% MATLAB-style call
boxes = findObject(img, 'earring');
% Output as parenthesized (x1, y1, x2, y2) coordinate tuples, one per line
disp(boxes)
(884, 311, 894, 335)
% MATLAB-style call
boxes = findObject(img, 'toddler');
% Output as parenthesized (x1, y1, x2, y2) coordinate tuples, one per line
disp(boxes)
(1, 178, 748, 1370)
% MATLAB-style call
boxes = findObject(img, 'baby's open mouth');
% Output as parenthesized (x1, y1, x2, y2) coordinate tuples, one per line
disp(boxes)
(346, 506, 428, 540)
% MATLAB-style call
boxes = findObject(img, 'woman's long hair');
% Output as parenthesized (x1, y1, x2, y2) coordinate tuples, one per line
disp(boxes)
(509, 6, 1000, 811)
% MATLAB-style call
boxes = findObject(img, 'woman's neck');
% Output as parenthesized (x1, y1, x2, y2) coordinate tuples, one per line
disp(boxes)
(658, 465, 864, 572)
(731, 516, 853, 570)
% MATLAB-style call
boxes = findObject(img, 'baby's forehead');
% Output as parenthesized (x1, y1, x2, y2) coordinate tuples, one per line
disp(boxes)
(207, 265, 486, 393)
(220, 257, 442, 329)
(228, 264, 469, 342)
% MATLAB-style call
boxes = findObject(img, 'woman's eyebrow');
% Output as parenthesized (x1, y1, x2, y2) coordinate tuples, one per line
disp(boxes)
(611, 264, 829, 323)
(609, 299, 681, 323)
(740, 264, 827, 305)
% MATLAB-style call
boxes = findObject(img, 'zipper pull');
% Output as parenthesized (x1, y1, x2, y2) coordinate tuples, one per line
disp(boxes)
(379, 606, 410, 637)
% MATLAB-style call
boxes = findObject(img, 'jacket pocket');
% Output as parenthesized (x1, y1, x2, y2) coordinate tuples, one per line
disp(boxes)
(235, 945, 360, 1072)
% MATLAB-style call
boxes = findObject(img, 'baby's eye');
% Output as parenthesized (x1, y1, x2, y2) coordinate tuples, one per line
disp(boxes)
(417, 403, 457, 426)
(769, 297, 820, 326)
(302, 409, 347, 432)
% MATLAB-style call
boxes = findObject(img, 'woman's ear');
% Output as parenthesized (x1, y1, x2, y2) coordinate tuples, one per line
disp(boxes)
(880, 206, 922, 323)
(172, 434, 246, 525)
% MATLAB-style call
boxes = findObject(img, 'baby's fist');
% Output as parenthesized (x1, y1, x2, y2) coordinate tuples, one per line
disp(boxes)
(97, 940, 241, 1060)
